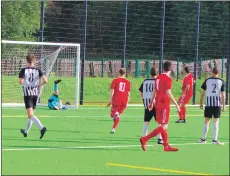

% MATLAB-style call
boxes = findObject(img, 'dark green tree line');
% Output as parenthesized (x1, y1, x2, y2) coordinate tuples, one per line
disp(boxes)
(1, 1, 41, 41)
(2, 1, 229, 60)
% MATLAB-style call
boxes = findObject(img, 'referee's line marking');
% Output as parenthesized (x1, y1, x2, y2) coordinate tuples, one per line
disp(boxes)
(2, 141, 229, 151)
(2, 114, 229, 118)
(106, 163, 213, 175)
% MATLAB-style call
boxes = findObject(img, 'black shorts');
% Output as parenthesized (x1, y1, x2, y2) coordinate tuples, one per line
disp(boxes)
(24, 96, 38, 109)
(204, 107, 221, 118)
(144, 107, 156, 122)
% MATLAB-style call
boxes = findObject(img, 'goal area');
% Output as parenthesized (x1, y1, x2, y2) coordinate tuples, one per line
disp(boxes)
(1, 40, 80, 108)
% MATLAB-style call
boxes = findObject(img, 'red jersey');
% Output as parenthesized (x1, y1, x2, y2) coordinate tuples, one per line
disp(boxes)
(110, 77, 131, 105)
(182, 73, 194, 96)
(155, 73, 172, 109)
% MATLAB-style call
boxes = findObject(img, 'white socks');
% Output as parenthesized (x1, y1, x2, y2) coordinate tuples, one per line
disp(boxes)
(143, 123, 148, 136)
(201, 119, 220, 141)
(202, 124, 209, 140)
(213, 120, 219, 141)
(31, 116, 44, 130)
(25, 119, 33, 133)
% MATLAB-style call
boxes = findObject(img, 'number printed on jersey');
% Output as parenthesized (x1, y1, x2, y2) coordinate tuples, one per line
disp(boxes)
(28, 73, 34, 82)
(212, 84, 217, 93)
(119, 82, 126, 92)
(145, 82, 154, 92)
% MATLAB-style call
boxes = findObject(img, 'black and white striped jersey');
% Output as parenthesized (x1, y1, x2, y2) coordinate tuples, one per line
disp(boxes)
(19, 67, 43, 96)
(201, 77, 225, 107)
(139, 78, 155, 109)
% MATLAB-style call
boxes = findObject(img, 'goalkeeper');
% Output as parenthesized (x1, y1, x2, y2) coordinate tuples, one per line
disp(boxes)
(48, 80, 69, 110)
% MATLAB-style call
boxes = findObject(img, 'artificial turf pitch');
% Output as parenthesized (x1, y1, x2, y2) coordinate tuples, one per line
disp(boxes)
(1, 106, 229, 175)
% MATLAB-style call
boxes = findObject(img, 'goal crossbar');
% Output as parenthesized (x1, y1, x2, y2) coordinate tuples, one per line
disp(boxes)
(2, 40, 80, 47)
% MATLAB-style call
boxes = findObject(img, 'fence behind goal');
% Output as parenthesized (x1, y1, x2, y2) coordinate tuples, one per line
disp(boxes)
(1, 40, 80, 108)
(1, 1, 229, 105)
(42, 1, 229, 105)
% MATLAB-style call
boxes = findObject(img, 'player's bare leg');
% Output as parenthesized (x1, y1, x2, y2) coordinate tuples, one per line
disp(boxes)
(212, 118, 224, 145)
(199, 117, 210, 143)
(110, 112, 120, 134)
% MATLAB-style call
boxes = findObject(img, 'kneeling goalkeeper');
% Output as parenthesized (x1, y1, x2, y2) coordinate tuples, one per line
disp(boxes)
(48, 80, 68, 110)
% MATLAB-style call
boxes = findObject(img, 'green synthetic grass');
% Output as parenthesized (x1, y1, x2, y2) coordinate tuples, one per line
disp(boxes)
(2, 106, 229, 175)
(2, 76, 205, 104)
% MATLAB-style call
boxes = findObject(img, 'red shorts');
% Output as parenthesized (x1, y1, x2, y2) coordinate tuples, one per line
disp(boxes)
(110, 104, 127, 117)
(178, 95, 192, 105)
(156, 107, 170, 124)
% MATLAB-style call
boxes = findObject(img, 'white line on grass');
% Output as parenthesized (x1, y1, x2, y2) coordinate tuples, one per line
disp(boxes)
(2, 107, 229, 111)
(2, 141, 229, 151)
(2, 106, 229, 110)
(2, 114, 229, 118)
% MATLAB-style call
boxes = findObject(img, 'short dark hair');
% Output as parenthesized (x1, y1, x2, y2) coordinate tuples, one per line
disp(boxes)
(184, 67, 190, 74)
(26, 54, 36, 64)
(212, 67, 219, 75)
(119, 68, 126, 75)
(150, 67, 157, 77)
(163, 61, 171, 72)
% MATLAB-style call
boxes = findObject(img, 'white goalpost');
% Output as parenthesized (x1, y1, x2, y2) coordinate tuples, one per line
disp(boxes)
(1, 40, 81, 108)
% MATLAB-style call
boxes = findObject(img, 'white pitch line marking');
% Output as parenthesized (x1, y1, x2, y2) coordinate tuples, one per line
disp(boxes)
(2, 141, 229, 151)
(2, 106, 229, 110)
(2, 114, 229, 118)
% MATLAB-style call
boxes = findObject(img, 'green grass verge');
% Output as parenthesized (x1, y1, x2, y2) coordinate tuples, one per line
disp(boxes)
(2, 106, 229, 175)
(2, 76, 205, 104)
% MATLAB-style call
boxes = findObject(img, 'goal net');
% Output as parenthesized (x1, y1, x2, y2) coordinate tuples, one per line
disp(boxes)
(1, 40, 80, 108)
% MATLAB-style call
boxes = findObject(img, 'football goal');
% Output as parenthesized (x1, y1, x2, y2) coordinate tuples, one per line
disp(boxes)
(1, 40, 81, 108)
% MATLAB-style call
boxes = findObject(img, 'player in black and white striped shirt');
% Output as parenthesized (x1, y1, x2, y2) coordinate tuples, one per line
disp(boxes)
(199, 67, 226, 145)
(139, 67, 163, 145)
(19, 54, 48, 139)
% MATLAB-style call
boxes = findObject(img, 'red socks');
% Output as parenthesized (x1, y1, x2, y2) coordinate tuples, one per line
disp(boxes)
(183, 107, 186, 120)
(181, 107, 186, 120)
(143, 126, 163, 141)
(161, 129, 169, 147)
(112, 117, 120, 129)
(178, 109, 184, 119)
(142, 126, 169, 147)
(179, 106, 187, 120)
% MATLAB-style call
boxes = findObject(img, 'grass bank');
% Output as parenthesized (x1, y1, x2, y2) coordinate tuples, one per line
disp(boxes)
(2, 76, 204, 104)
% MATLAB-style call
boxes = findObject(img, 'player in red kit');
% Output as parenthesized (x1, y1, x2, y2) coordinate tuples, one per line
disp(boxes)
(107, 68, 131, 134)
(176, 67, 195, 123)
(140, 61, 180, 152)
